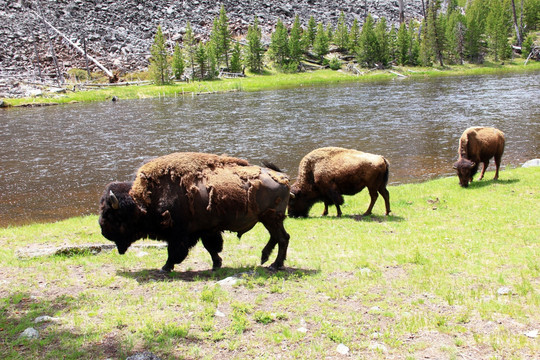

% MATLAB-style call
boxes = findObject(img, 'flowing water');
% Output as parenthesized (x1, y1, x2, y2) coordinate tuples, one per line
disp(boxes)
(1, 72, 539, 227)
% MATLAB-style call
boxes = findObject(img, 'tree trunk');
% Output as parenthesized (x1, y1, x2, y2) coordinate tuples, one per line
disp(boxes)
(398, 0, 405, 24)
(511, 0, 522, 47)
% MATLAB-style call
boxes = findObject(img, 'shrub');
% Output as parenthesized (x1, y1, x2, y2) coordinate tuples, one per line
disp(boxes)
(329, 56, 342, 70)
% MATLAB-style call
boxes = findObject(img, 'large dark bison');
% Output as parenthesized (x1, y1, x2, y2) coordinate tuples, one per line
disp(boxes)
(288, 147, 391, 218)
(453, 127, 505, 188)
(99, 152, 291, 272)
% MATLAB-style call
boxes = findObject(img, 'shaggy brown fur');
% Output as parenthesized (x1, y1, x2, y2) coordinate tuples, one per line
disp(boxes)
(453, 127, 505, 187)
(289, 147, 390, 217)
(99, 152, 291, 272)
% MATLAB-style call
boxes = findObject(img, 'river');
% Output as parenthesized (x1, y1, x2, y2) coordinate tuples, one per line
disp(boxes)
(0, 72, 539, 227)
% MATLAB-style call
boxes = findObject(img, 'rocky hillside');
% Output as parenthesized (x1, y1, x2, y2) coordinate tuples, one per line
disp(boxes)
(0, 0, 423, 90)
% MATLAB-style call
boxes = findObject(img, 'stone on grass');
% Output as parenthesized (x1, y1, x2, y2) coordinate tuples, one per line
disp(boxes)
(34, 315, 60, 323)
(522, 159, 540, 168)
(217, 276, 240, 286)
(336, 343, 349, 355)
(497, 286, 511, 295)
(126, 352, 162, 360)
(19, 327, 39, 339)
(524, 329, 538, 338)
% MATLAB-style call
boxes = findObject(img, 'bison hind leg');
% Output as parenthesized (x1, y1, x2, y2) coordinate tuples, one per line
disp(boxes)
(201, 232, 224, 270)
(260, 215, 290, 270)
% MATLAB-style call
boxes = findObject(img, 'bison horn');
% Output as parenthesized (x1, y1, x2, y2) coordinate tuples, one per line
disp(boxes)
(109, 190, 120, 210)
(289, 192, 295, 199)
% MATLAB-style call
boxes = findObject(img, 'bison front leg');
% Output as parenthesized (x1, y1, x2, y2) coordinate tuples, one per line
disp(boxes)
(478, 162, 489, 180)
(162, 241, 190, 273)
(201, 232, 224, 271)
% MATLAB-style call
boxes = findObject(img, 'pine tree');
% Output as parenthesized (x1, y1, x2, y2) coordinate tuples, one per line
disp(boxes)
(305, 16, 318, 49)
(171, 43, 184, 80)
(396, 22, 410, 65)
(149, 25, 171, 85)
(195, 41, 207, 80)
(348, 18, 360, 52)
(210, 6, 232, 69)
(465, 0, 488, 63)
(289, 15, 303, 64)
(407, 20, 420, 66)
(335, 11, 349, 50)
(374, 17, 390, 66)
(357, 14, 377, 67)
(486, 0, 511, 61)
(184, 22, 197, 80)
(230, 42, 243, 73)
(445, 6, 466, 64)
(313, 22, 329, 61)
(270, 19, 289, 67)
(389, 24, 398, 64)
(246, 16, 264, 73)
(218, 5, 232, 69)
(424, 0, 445, 66)
(206, 42, 218, 79)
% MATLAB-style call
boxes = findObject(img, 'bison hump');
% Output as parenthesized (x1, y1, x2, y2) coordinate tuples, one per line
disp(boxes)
(129, 152, 250, 207)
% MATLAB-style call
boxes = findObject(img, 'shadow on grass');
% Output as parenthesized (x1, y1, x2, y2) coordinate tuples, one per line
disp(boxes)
(118, 265, 319, 283)
(467, 178, 520, 189)
(293, 213, 405, 222)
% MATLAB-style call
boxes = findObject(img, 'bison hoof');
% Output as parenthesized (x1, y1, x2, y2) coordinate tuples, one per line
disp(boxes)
(268, 263, 284, 271)
(261, 253, 270, 265)
(160, 265, 173, 273)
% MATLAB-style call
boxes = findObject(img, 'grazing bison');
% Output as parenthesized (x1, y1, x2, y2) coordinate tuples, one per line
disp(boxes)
(453, 127, 505, 188)
(288, 147, 391, 218)
(99, 152, 291, 272)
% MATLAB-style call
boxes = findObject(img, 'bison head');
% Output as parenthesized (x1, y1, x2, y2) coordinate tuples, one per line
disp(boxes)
(453, 158, 477, 188)
(287, 186, 315, 218)
(98, 182, 146, 254)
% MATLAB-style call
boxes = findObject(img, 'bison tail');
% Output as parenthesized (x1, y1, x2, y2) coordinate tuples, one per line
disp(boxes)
(262, 160, 283, 173)
(383, 158, 390, 187)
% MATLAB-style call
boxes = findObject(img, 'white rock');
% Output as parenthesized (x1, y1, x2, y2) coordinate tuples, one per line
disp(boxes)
(19, 327, 39, 339)
(135, 251, 149, 257)
(497, 287, 511, 295)
(217, 276, 239, 286)
(359, 267, 372, 275)
(522, 159, 540, 168)
(336, 343, 349, 355)
(34, 315, 60, 323)
(369, 342, 388, 352)
(297, 326, 308, 333)
(214, 309, 225, 318)
(524, 329, 538, 338)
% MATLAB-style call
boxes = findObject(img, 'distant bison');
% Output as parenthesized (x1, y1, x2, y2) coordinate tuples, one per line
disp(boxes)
(288, 147, 391, 218)
(99, 152, 291, 272)
(453, 127, 505, 188)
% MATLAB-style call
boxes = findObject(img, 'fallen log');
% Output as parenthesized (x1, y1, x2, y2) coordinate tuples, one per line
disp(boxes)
(31, 10, 114, 79)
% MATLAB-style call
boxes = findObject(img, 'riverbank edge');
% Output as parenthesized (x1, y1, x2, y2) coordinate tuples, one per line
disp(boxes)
(2, 61, 539, 108)
(1, 166, 537, 230)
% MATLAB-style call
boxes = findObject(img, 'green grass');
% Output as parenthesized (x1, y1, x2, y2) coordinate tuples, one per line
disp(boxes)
(0, 167, 539, 359)
(3, 61, 539, 107)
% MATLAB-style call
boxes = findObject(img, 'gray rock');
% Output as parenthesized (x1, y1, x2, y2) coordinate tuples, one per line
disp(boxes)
(126, 352, 162, 360)
(19, 327, 39, 339)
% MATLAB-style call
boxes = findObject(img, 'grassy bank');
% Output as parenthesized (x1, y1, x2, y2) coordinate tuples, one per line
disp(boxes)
(3, 61, 540, 107)
(1, 167, 539, 359)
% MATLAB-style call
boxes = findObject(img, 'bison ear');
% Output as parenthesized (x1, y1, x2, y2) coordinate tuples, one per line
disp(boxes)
(109, 190, 120, 210)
